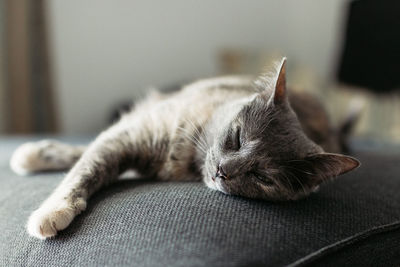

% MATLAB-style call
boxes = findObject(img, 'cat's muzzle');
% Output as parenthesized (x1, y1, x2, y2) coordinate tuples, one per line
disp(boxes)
(215, 164, 228, 180)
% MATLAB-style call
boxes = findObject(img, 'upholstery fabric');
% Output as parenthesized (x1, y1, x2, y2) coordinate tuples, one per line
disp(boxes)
(0, 137, 399, 266)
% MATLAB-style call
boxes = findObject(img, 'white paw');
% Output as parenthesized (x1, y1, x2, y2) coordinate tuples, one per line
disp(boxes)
(10, 140, 67, 175)
(10, 142, 42, 175)
(27, 199, 86, 239)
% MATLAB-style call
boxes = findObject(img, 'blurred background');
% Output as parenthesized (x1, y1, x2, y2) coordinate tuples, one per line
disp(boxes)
(0, 0, 399, 148)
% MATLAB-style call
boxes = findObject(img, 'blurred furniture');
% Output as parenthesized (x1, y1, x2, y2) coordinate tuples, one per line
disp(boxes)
(333, 0, 400, 144)
(3, 0, 57, 133)
(1, 136, 400, 266)
(337, 0, 400, 92)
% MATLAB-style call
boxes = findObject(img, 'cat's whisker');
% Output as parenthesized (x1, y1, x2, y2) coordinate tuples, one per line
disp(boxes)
(192, 115, 210, 147)
(290, 172, 307, 196)
(176, 126, 208, 154)
(178, 136, 207, 154)
(284, 163, 316, 176)
(183, 118, 209, 154)
(281, 166, 308, 196)
(280, 172, 295, 195)
(176, 126, 206, 151)
(173, 137, 207, 153)
(183, 117, 209, 152)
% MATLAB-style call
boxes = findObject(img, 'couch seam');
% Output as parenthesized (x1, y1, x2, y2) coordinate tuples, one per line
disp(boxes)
(287, 220, 400, 267)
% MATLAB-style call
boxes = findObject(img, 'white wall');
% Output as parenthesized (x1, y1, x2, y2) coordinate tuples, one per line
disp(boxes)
(47, 0, 349, 134)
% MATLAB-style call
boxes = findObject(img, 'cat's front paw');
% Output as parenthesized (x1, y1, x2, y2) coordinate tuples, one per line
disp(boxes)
(26, 199, 86, 239)
(10, 142, 43, 175)
(10, 140, 72, 175)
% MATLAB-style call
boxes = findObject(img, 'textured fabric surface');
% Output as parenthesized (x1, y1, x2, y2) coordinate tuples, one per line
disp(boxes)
(300, 223, 400, 266)
(0, 137, 400, 267)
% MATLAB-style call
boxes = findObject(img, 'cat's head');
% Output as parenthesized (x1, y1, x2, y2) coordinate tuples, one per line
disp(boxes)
(203, 58, 360, 201)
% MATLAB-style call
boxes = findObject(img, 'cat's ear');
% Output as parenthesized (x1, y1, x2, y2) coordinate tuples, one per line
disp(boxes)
(294, 153, 360, 187)
(271, 57, 287, 105)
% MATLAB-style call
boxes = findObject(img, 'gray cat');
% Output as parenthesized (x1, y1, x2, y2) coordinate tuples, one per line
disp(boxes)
(10, 58, 360, 240)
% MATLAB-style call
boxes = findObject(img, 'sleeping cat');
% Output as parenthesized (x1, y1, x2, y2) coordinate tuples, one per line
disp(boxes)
(10, 58, 360, 240)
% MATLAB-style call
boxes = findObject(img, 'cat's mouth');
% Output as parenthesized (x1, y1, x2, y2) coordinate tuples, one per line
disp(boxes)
(212, 177, 228, 194)
(208, 163, 229, 194)
(213, 163, 228, 181)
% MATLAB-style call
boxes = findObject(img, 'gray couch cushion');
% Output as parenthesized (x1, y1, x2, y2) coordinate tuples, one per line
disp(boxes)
(1, 137, 399, 266)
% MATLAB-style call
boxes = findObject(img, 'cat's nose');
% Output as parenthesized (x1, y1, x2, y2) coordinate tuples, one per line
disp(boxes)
(216, 164, 228, 180)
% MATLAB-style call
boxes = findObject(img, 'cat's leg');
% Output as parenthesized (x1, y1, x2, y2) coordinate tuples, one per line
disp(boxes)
(26, 123, 161, 239)
(10, 140, 86, 175)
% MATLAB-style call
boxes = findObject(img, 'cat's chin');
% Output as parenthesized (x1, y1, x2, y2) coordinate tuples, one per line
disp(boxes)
(203, 176, 228, 194)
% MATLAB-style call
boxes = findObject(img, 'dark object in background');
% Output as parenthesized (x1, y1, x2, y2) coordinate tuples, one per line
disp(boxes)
(109, 101, 133, 124)
(337, 0, 400, 92)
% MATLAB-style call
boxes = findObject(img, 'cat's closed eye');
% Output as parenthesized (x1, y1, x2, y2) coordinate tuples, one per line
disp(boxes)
(234, 127, 241, 150)
(252, 172, 274, 186)
(224, 126, 242, 151)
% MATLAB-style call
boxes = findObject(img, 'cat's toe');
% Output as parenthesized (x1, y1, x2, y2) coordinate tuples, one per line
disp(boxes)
(10, 142, 42, 175)
(26, 206, 76, 240)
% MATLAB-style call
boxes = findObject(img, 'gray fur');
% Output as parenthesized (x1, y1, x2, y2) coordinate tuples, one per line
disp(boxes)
(12, 58, 360, 239)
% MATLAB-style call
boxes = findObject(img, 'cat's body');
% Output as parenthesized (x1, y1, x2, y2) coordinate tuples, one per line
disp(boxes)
(11, 59, 359, 240)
